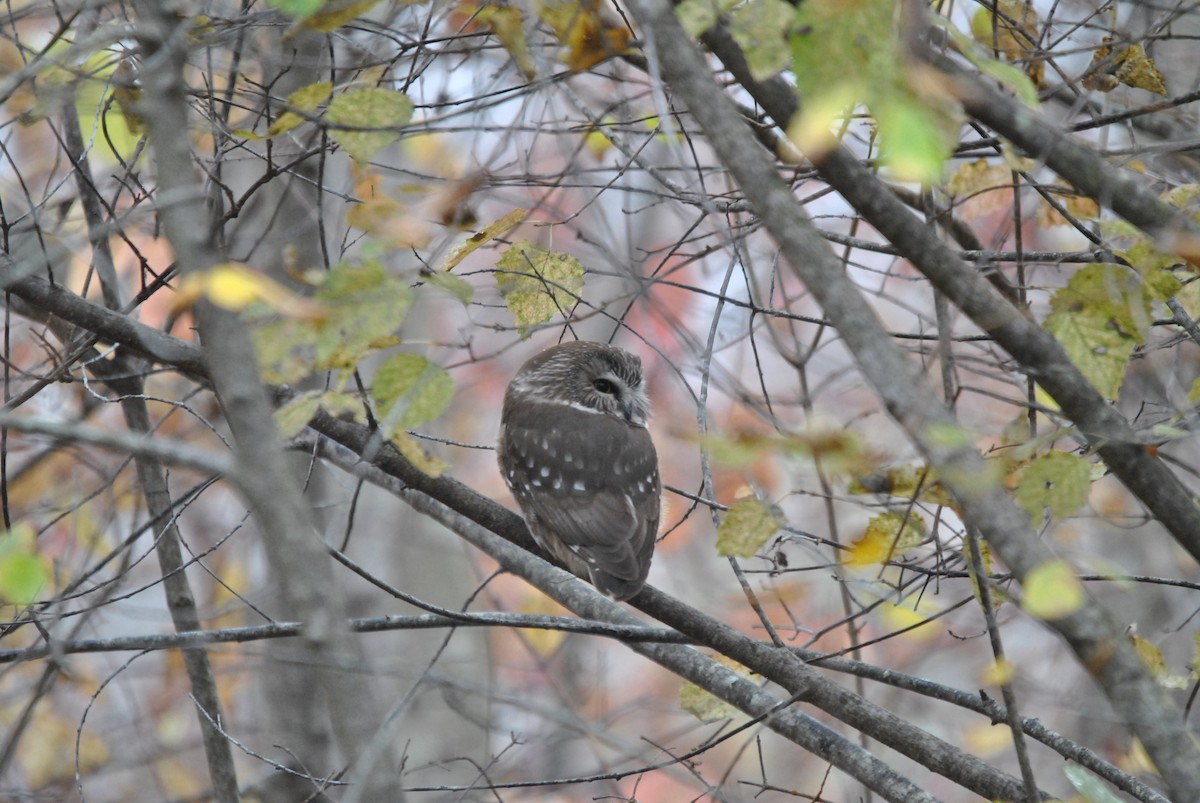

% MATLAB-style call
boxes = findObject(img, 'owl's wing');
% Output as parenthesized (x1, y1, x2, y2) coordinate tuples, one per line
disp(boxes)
(500, 406, 660, 599)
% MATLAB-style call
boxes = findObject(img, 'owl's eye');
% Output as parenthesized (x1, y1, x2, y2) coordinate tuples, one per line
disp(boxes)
(592, 378, 618, 395)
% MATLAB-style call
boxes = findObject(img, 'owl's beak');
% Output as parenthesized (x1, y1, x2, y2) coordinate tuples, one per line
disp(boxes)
(621, 398, 641, 425)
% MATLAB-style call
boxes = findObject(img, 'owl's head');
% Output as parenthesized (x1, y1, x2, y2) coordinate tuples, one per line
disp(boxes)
(507, 341, 650, 426)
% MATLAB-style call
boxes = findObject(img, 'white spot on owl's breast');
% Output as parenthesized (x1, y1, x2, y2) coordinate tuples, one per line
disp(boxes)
(573, 479, 587, 492)
(540, 466, 550, 478)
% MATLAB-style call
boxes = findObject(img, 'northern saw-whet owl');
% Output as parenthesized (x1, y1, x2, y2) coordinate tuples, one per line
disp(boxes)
(498, 341, 661, 601)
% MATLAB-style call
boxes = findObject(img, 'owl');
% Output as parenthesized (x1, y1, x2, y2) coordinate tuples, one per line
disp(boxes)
(498, 341, 661, 601)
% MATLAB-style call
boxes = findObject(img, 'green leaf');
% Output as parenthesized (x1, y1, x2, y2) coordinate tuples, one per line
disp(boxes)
(675, 0, 735, 38)
(326, 87, 414, 162)
(255, 317, 314, 385)
(790, 0, 958, 182)
(1044, 311, 1134, 402)
(680, 654, 755, 721)
(728, 0, 794, 81)
(715, 496, 781, 558)
(873, 94, 955, 183)
(1063, 763, 1126, 803)
(371, 353, 454, 433)
(1022, 559, 1084, 620)
(1014, 451, 1090, 523)
(495, 242, 585, 331)
(314, 260, 412, 369)
(276, 391, 323, 438)
(74, 53, 143, 164)
(269, 0, 323, 17)
(1049, 263, 1150, 338)
(421, 270, 474, 304)
(0, 524, 47, 605)
(304, 0, 383, 31)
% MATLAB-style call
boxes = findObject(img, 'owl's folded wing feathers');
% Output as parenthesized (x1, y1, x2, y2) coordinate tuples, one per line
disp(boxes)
(500, 408, 659, 597)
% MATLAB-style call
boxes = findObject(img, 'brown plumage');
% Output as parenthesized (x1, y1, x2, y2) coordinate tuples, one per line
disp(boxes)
(498, 341, 660, 600)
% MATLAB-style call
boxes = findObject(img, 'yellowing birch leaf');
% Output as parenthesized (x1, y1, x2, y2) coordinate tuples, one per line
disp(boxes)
(477, 5, 537, 79)
(304, 0, 383, 31)
(969, 0, 1043, 85)
(946, 159, 1015, 222)
(1022, 559, 1084, 620)
(1035, 178, 1101, 228)
(537, 0, 634, 72)
(276, 391, 323, 438)
(390, 430, 448, 476)
(728, 0, 794, 81)
(176, 263, 324, 318)
(267, 81, 332, 138)
(843, 511, 925, 567)
(715, 496, 781, 558)
(981, 657, 1016, 686)
(371, 353, 454, 433)
(1131, 633, 1189, 689)
(443, 209, 527, 271)
(1013, 451, 1090, 523)
(676, 0, 736, 38)
(1083, 37, 1166, 95)
(518, 593, 570, 656)
(326, 87, 414, 162)
(495, 242, 585, 330)
(680, 655, 755, 721)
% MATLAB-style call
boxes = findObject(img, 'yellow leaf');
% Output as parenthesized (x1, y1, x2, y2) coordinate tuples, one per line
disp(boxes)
(715, 495, 781, 558)
(583, 121, 614, 159)
(518, 593, 570, 656)
(877, 600, 941, 641)
(266, 81, 332, 138)
(728, 0, 794, 81)
(1131, 633, 1189, 689)
(390, 431, 448, 477)
(962, 721, 1016, 757)
(442, 208, 527, 271)
(970, 0, 1043, 85)
(843, 511, 925, 567)
(1021, 559, 1084, 620)
(1037, 179, 1101, 227)
(945, 159, 1015, 222)
(680, 654, 756, 721)
(1083, 37, 1166, 95)
(537, 0, 634, 72)
(176, 263, 324, 318)
(19, 715, 109, 787)
(477, 5, 537, 79)
(981, 657, 1016, 686)
(849, 464, 957, 508)
(1013, 451, 1091, 523)
(304, 0, 382, 31)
